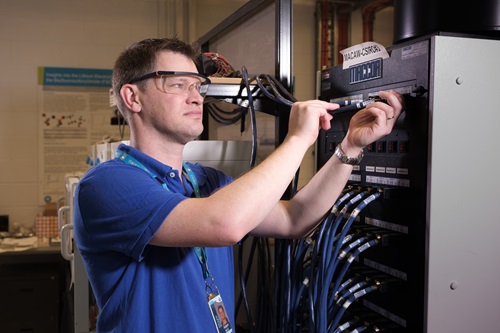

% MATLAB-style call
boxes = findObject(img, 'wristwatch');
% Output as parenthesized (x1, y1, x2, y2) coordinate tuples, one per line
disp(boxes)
(334, 143, 364, 165)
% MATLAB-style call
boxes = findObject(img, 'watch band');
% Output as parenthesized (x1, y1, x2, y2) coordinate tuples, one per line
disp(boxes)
(334, 143, 364, 165)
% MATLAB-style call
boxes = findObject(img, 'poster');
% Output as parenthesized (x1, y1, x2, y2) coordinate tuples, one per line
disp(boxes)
(37, 66, 128, 205)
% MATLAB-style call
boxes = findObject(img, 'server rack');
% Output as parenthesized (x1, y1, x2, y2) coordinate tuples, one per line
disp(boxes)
(316, 33, 500, 332)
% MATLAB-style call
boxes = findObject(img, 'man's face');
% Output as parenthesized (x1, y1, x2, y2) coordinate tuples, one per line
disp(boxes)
(218, 306, 225, 318)
(138, 51, 206, 144)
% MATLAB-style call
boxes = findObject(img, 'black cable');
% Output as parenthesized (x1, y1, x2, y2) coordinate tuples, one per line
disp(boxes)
(263, 74, 297, 104)
(232, 69, 259, 331)
(204, 98, 248, 126)
(255, 74, 297, 107)
(257, 237, 275, 332)
(207, 107, 245, 126)
(236, 237, 256, 333)
(240, 66, 258, 168)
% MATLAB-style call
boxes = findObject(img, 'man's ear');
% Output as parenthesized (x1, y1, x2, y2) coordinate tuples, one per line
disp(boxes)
(120, 84, 141, 113)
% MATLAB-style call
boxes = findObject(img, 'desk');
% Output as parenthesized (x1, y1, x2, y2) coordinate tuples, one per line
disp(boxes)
(0, 245, 72, 333)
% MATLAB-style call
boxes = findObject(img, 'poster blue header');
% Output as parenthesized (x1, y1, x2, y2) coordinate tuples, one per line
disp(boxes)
(39, 66, 112, 87)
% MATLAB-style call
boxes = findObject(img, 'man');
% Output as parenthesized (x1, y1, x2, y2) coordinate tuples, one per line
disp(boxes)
(74, 37, 404, 332)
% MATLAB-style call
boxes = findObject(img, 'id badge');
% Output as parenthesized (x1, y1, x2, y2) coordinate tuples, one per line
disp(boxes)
(207, 292, 233, 333)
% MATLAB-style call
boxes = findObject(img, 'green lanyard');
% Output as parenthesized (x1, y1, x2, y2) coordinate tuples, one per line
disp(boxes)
(115, 149, 213, 284)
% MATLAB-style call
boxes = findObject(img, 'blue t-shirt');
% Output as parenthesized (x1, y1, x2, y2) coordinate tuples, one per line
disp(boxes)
(74, 144, 235, 332)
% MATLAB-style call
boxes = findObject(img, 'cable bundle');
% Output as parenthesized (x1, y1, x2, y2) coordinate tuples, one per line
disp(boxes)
(203, 67, 295, 168)
(274, 185, 385, 333)
(254, 73, 297, 106)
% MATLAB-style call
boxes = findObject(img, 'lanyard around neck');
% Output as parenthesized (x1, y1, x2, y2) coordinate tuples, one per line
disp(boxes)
(180, 163, 211, 279)
(115, 149, 170, 191)
(115, 149, 200, 195)
(115, 148, 211, 279)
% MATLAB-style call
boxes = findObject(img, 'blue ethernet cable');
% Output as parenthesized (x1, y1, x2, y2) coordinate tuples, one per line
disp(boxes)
(328, 191, 380, 280)
(334, 275, 363, 300)
(331, 239, 380, 307)
(331, 187, 361, 216)
(328, 284, 379, 333)
(280, 239, 293, 332)
(318, 191, 381, 333)
(335, 280, 367, 308)
(321, 190, 368, 282)
(315, 187, 365, 296)
(309, 188, 363, 331)
(326, 232, 367, 306)
(319, 190, 371, 302)
(338, 235, 369, 260)
(320, 188, 361, 268)
(316, 202, 365, 332)
(328, 240, 376, 314)
(312, 191, 366, 333)
(328, 239, 380, 315)
(289, 237, 311, 309)
(325, 189, 371, 264)
(291, 276, 310, 329)
(290, 238, 312, 320)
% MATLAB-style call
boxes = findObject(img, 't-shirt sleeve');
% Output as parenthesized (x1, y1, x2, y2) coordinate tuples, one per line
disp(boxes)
(75, 162, 187, 261)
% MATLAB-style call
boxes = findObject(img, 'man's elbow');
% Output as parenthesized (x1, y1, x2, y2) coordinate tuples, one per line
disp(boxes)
(212, 215, 251, 246)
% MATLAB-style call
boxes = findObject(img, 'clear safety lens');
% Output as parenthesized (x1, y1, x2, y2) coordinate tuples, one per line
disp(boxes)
(160, 75, 209, 97)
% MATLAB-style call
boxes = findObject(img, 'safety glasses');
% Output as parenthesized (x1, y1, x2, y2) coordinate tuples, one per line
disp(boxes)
(129, 71, 211, 97)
